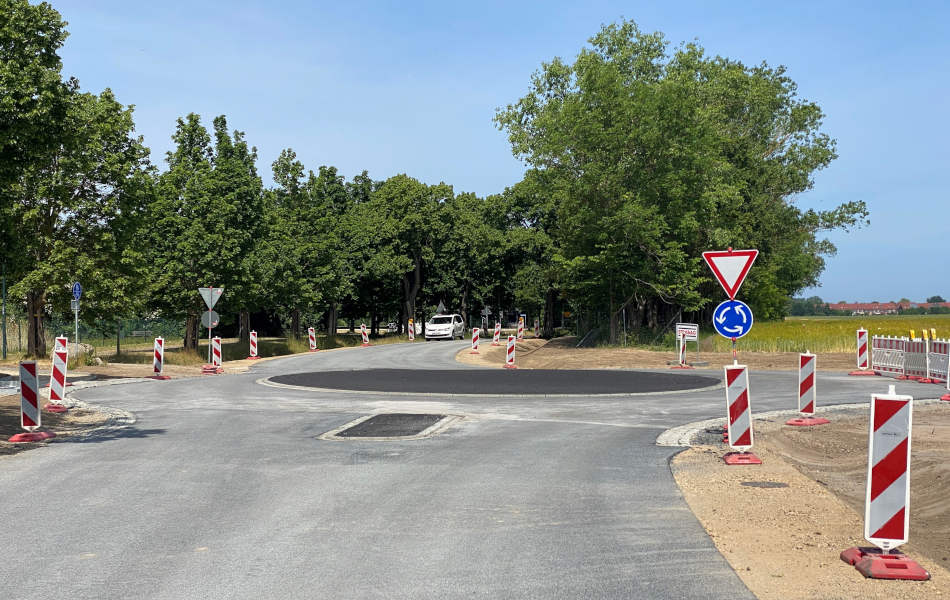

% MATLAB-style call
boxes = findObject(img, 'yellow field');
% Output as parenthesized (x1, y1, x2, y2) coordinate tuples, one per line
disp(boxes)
(706, 314, 950, 354)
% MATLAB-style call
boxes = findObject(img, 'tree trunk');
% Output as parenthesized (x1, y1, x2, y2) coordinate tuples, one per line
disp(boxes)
(370, 311, 378, 336)
(543, 288, 556, 338)
(608, 281, 619, 345)
(238, 309, 250, 340)
(460, 286, 469, 327)
(401, 251, 422, 327)
(291, 309, 300, 339)
(184, 313, 198, 350)
(326, 304, 338, 341)
(25, 288, 46, 358)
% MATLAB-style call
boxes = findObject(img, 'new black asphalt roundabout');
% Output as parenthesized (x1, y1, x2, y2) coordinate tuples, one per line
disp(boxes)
(268, 368, 721, 395)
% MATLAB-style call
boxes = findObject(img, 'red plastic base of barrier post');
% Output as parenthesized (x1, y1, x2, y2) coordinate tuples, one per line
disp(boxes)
(43, 403, 68, 413)
(722, 452, 762, 465)
(308, 349, 320, 353)
(896, 375, 909, 380)
(247, 356, 262, 360)
(470, 351, 479, 355)
(201, 365, 223, 375)
(918, 378, 934, 384)
(848, 370, 876, 376)
(360, 343, 371, 347)
(503, 364, 518, 369)
(785, 417, 831, 427)
(8, 431, 57, 443)
(840, 547, 930, 580)
(491, 343, 500, 347)
(148, 375, 172, 380)
(941, 394, 950, 401)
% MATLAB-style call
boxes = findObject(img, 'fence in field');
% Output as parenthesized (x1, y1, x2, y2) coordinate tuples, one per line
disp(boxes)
(871, 335, 950, 382)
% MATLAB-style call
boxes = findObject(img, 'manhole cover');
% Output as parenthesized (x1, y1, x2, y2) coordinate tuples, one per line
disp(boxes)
(336, 414, 446, 438)
(741, 481, 789, 488)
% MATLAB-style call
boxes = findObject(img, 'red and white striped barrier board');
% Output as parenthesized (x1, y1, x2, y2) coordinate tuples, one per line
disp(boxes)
(471, 328, 479, 354)
(308, 327, 317, 352)
(49, 349, 68, 403)
(786, 353, 830, 426)
(504, 335, 517, 369)
(154, 337, 165, 374)
(840, 389, 930, 580)
(799, 353, 816, 414)
(902, 339, 927, 379)
(492, 323, 501, 346)
(930, 339, 950, 383)
(723, 365, 761, 464)
(865, 389, 912, 550)
(212, 337, 222, 367)
(249, 331, 259, 358)
(534, 319, 540, 338)
(679, 331, 687, 366)
(517, 318, 524, 341)
(856, 329, 869, 370)
(408, 319, 414, 341)
(360, 324, 371, 347)
(20, 361, 40, 431)
(871, 336, 905, 376)
(55, 336, 68, 352)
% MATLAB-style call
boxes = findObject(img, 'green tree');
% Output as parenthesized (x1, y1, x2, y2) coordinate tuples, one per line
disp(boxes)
(147, 114, 266, 350)
(495, 19, 868, 341)
(926, 295, 945, 304)
(7, 89, 151, 356)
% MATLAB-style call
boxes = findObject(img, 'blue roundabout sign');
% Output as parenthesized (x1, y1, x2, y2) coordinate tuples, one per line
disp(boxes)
(713, 300, 754, 339)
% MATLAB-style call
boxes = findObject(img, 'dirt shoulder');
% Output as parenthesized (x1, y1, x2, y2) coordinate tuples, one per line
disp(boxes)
(457, 336, 857, 371)
(671, 403, 950, 599)
(0, 392, 109, 458)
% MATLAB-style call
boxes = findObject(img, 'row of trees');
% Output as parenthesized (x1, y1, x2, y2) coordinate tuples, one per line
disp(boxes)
(2, 3, 869, 356)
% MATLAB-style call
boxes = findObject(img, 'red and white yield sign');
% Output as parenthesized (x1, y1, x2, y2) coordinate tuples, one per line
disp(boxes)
(703, 248, 759, 300)
(865, 389, 913, 551)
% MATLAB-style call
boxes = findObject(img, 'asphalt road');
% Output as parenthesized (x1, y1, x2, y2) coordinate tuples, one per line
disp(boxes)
(0, 342, 939, 599)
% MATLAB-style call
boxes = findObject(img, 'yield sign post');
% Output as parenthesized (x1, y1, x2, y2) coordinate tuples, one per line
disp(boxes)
(197, 287, 224, 364)
(703, 248, 758, 300)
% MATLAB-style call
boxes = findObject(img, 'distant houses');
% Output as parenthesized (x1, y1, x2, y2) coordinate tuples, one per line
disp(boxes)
(826, 302, 950, 315)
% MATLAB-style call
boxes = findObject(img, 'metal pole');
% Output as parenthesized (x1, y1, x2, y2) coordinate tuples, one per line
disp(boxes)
(732, 337, 738, 365)
(74, 304, 79, 360)
(208, 309, 212, 363)
(2, 264, 6, 359)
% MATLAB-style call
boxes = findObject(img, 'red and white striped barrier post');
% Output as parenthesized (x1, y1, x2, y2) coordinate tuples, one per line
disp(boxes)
(534, 319, 540, 338)
(679, 331, 687, 366)
(149, 337, 171, 380)
(308, 327, 317, 352)
(248, 331, 260, 360)
(43, 349, 69, 413)
(517, 317, 524, 342)
(408, 319, 415, 341)
(840, 386, 930, 580)
(786, 352, 829, 426)
(9, 361, 56, 443)
(492, 323, 501, 346)
(54, 336, 68, 352)
(850, 328, 874, 375)
(504, 335, 517, 369)
(471, 328, 480, 354)
(360, 323, 371, 347)
(212, 337, 222, 367)
(722, 365, 761, 464)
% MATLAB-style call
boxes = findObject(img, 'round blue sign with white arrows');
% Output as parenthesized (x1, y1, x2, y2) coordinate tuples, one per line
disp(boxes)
(72, 282, 82, 300)
(713, 299, 754, 339)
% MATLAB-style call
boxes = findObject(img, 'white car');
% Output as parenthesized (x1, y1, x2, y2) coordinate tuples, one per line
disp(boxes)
(425, 314, 465, 340)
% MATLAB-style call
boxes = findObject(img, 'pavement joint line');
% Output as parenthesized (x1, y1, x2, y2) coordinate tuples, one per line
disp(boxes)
(317, 414, 466, 441)
(254, 376, 725, 398)
(655, 397, 948, 447)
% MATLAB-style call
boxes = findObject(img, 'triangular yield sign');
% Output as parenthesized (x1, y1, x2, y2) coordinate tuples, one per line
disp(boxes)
(703, 249, 758, 299)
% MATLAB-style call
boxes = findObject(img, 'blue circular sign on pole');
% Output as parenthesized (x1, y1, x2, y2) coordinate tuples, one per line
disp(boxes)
(72, 282, 82, 300)
(713, 300, 754, 339)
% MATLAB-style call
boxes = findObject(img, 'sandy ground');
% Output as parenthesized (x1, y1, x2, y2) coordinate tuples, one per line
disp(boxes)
(456, 336, 858, 371)
(0, 393, 109, 457)
(672, 403, 950, 599)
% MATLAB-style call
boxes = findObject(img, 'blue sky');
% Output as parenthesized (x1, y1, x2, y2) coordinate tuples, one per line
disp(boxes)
(54, 0, 949, 303)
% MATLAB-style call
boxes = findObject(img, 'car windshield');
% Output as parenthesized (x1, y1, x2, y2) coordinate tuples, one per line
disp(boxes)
(429, 316, 453, 324)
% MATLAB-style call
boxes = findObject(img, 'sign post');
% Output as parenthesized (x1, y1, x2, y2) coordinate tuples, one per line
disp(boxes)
(703, 248, 758, 364)
(71, 282, 81, 360)
(198, 287, 224, 363)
